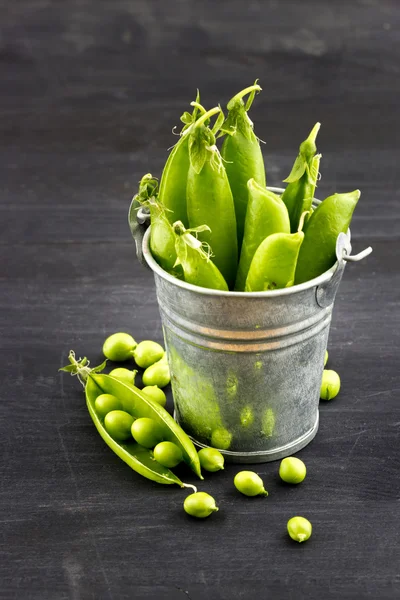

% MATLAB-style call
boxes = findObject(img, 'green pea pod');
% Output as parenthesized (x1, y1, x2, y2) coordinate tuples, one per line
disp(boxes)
(282, 122, 321, 233)
(235, 180, 290, 291)
(158, 91, 206, 226)
(133, 173, 178, 273)
(295, 189, 361, 284)
(186, 107, 238, 288)
(245, 229, 305, 292)
(173, 221, 229, 291)
(60, 352, 203, 482)
(220, 82, 266, 249)
(92, 374, 203, 479)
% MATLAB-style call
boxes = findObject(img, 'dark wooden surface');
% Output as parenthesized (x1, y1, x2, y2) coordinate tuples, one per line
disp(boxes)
(1, 1, 400, 598)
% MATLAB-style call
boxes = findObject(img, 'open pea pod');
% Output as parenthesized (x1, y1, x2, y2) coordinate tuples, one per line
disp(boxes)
(85, 376, 184, 486)
(88, 373, 203, 479)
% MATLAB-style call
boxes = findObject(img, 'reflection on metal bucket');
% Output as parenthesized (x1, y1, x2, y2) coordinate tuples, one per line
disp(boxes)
(130, 189, 372, 463)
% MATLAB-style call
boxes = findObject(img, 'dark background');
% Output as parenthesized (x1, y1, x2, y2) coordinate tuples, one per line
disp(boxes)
(1, 1, 399, 599)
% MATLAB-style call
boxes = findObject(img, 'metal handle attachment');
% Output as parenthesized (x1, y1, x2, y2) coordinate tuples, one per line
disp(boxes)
(316, 233, 372, 308)
(128, 197, 151, 268)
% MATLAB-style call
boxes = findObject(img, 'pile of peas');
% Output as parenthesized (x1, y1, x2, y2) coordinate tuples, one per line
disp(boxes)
(67, 333, 341, 544)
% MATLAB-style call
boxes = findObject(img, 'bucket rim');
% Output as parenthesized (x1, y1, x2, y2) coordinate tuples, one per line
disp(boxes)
(142, 189, 345, 297)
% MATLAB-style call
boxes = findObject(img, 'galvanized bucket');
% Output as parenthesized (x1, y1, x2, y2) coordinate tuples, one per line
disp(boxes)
(129, 188, 371, 463)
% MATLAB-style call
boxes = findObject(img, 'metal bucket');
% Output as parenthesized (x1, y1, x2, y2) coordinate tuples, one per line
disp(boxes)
(130, 188, 371, 463)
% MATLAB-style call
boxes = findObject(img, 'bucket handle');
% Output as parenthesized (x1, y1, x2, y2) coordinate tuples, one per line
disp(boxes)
(315, 233, 373, 308)
(128, 196, 151, 269)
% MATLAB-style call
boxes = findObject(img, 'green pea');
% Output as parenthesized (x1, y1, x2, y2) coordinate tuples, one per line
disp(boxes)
(133, 341, 164, 369)
(183, 492, 219, 519)
(153, 441, 183, 468)
(234, 471, 268, 497)
(131, 418, 163, 448)
(324, 350, 328, 366)
(104, 410, 134, 441)
(109, 367, 137, 385)
(142, 361, 170, 388)
(94, 394, 123, 419)
(211, 427, 232, 450)
(141, 385, 167, 408)
(240, 406, 254, 428)
(287, 516, 312, 543)
(103, 332, 136, 362)
(198, 448, 224, 472)
(320, 369, 341, 400)
(261, 407, 275, 438)
(279, 457, 306, 484)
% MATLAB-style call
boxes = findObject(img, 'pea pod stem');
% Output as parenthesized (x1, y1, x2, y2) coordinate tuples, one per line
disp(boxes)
(182, 483, 198, 494)
(60, 350, 105, 387)
(190, 106, 222, 131)
(227, 82, 262, 111)
(189, 101, 207, 115)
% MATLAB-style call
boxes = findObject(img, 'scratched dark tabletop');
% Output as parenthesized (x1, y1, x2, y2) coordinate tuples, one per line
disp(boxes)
(1, 1, 400, 599)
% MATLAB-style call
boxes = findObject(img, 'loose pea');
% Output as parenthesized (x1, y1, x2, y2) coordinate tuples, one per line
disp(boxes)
(142, 361, 170, 388)
(211, 427, 232, 450)
(133, 341, 164, 369)
(109, 367, 137, 385)
(94, 394, 123, 419)
(183, 492, 219, 519)
(324, 350, 329, 366)
(320, 369, 341, 400)
(287, 516, 312, 543)
(104, 410, 134, 441)
(153, 441, 183, 468)
(131, 418, 163, 448)
(234, 471, 268, 497)
(141, 385, 167, 408)
(198, 448, 224, 472)
(279, 457, 306, 484)
(103, 332, 137, 362)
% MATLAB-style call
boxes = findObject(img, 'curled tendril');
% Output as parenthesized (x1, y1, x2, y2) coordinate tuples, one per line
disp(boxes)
(67, 351, 92, 386)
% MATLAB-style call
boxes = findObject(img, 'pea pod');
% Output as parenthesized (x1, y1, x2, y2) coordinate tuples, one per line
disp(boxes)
(158, 91, 205, 226)
(295, 190, 360, 284)
(91, 374, 202, 478)
(220, 82, 266, 250)
(133, 173, 178, 274)
(186, 107, 238, 288)
(244, 212, 307, 292)
(282, 122, 321, 233)
(235, 180, 290, 291)
(172, 221, 229, 291)
(60, 352, 203, 483)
